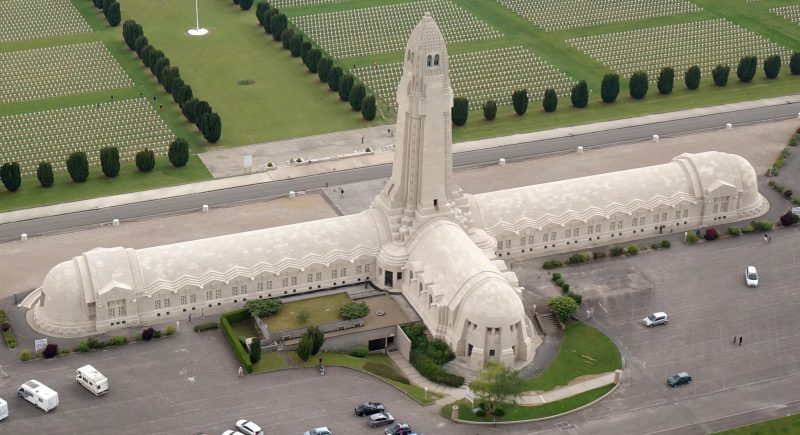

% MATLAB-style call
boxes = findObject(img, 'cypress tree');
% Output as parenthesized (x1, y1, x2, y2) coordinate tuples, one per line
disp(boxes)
(0, 162, 21, 192)
(139, 44, 154, 63)
(712, 64, 730, 86)
(201, 113, 222, 143)
(300, 41, 312, 63)
(256, 2, 270, 25)
(270, 13, 288, 41)
(764, 55, 782, 79)
(122, 20, 143, 50)
(629, 71, 649, 99)
(239, 0, 254, 10)
(657, 67, 674, 95)
(280, 28, 294, 50)
(512, 89, 528, 115)
(289, 34, 304, 57)
(306, 49, 322, 73)
(327, 66, 343, 92)
(600, 73, 619, 103)
(685, 65, 701, 90)
(317, 57, 332, 83)
(361, 95, 377, 121)
(134, 36, 149, 57)
(102, 0, 114, 16)
(791, 52, 800, 75)
(182, 98, 200, 123)
(264, 8, 278, 34)
(349, 83, 366, 111)
(100, 146, 120, 178)
(571, 80, 589, 108)
(249, 338, 261, 363)
(737, 56, 757, 83)
(338, 74, 354, 101)
(542, 88, 558, 112)
(93, 0, 103, 9)
(106, 2, 121, 27)
(67, 152, 90, 183)
(135, 149, 156, 172)
(451, 97, 469, 126)
(483, 100, 497, 121)
(37, 162, 54, 188)
(177, 84, 193, 106)
(151, 54, 169, 76)
(168, 138, 190, 167)
(170, 77, 185, 101)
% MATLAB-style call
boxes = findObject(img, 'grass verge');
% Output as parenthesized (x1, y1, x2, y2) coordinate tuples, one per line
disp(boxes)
(520, 321, 621, 392)
(712, 413, 800, 434)
(252, 352, 288, 372)
(441, 384, 614, 422)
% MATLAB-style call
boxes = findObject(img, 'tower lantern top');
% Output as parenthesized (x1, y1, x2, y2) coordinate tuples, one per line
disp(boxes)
(403, 12, 449, 84)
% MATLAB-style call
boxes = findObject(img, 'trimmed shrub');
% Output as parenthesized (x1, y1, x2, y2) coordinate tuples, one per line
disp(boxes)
(764, 55, 782, 79)
(111, 336, 127, 345)
(269, 13, 288, 41)
(339, 74, 358, 100)
(685, 65, 701, 90)
(168, 138, 190, 167)
(122, 20, 143, 50)
(201, 113, 222, 143)
(560, 283, 570, 292)
(751, 220, 773, 231)
(279, 28, 294, 50)
(78, 341, 90, 352)
(704, 227, 719, 241)
(326, 66, 343, 91)
(239, 0, 254, 10)
(543, 88, 558, 112)
(566, 292, 583, 306)
(256, 2, 270, 25)
(512, 89, 528, 115)
(142, 327, 155, 341)
(340, 302, 369, 320)
(361, 95, 377, 121)
(350, 344, 369, 358)
(317, 57, 333, 83)
(135, 149, 156, 172)
(134, 36, 149, 57)
(660, 240, 671, 248)
(727, 226, 741, 236)
(452, 97, 469, 126)
(67, 151, 89, 183)
(780, 211, 796, 227)
(610, 246, 624, 257)
(43, 343, 59, 359)
(712, 64, 730, 87)
(483, 100, 497, 121)
(737, 56, 758, 83)
(791, 52, 800, 75)
(305, 49, 322, 73)
(551, 273, 562, 281)
(409, 351, 464, 387)
(626, 244, 639, 255)
(571, 80, 588, 108)
(600, 73, 619, 103)
(542, 259, 563, 269)
(165, 326, 177, 336)
(741, 225, 755, 234)
(657, 67, 674, 95)
(220, 312, 253, 373)
(566, 252, 591, 264)
(629, 71, 649, 99)
(106, 1, 121, 27)
(363, 361, 409, 384)
(193, 322, 219, 332)
(686, 231, 698, 244)
(0, 162, 22, 192)
(349, 83, 366, 111)
(20, 349, 32, 361)
(100, 146, 120, 178)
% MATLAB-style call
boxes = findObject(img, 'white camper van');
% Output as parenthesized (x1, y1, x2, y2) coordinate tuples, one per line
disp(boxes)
(76, 365, 109, 396)
(0, 397, 8, 421)
(18, 380, 58, 412)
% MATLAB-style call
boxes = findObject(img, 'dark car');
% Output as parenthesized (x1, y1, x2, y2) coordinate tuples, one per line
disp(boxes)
(667, 372, 692, 387)
(384, 423, 412, 435)
(354, 402, 385, 416)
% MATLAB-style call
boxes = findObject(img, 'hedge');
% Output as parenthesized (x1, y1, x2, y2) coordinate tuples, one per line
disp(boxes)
(410, 351, 464, 387)
(194, 322, 219, 332)
(221, 310, 253, 373)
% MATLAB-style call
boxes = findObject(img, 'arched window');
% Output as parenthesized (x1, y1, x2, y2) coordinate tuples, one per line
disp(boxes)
(433, 54, 439, 66)
(426, 55, 432, 67)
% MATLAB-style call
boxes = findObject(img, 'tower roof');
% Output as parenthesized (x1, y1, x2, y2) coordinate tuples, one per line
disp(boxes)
(406, 12, 446, 54)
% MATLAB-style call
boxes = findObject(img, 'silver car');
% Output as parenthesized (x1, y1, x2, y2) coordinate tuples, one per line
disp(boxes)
(643, 312, 668, 327)
(367, 412, 395, 427)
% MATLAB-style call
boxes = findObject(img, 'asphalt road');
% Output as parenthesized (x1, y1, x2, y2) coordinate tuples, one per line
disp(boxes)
(1, 101, 798, 241)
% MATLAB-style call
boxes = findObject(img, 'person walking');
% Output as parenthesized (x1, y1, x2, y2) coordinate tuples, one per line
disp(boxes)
(739, 336, 742, 346)
(238, 366, 244, 377)
(732, 336, 736, 344)
(188, 313, 192, 324)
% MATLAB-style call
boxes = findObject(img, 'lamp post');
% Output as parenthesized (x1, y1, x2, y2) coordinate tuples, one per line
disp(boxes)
(187, 0, 208, 36)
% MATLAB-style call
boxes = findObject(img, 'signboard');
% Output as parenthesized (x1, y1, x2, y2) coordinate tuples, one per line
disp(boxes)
(34, 338, 47, 352)
(465, 388, 474, 404)
(243, 154, 253, 168)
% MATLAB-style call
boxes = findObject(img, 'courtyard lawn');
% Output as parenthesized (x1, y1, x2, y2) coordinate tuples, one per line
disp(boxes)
(519, 321, 622, 392)
(117, 0, 374, 147)
(252, 352, 288, 372)
(712, 413, 800, 434)
(0, 156, 211, 213)
(228, 317, 260, 340)
(263, 293, 352, 332)
(441, 384, 614, 422)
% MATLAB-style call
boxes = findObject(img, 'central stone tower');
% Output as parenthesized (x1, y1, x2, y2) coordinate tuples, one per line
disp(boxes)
(372, 12, 470, 243)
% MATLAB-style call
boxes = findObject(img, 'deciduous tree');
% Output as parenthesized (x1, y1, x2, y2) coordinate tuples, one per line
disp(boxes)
(470, 362, 522, 415)
(246, 299, 282, 317)
(548, 295, 578, 324)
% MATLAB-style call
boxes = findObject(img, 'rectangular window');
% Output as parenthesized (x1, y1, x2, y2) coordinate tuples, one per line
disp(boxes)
(551, 232, 557, 241)
(587, 225, 593, 235)
(610, 221, 616, 231)
(307, 274, 313, 283)
(654, 214, 660, 223)
(282, 278, 288, 287)
(574, 228, 580, 237)
(241, 285, 247, 295)
(520, 237, 526, 246)
(617, 221, 623, 229)
(215, 289, 221, 299)
(164, 298, 170, 308)
(596, 224, 601, 233)
(257, 282, 263, 291)
(505, 240, 511, 249)
(190, 294, 196, 304)
(489, 349, 496, 357)
(632, 217, 638, 226)
(543, 232, 549, 242)
(566, 229, 571, 238)
(640, 216, 646, 225)
(232, 286, 238, 296)
(683, 209, 689, 218)
(266, 281, 272, 290)
(497, 241, 503, 251)
(154, 300, 161, 310)
(662, 212, 668, 222)
(118, 305, 126, 317)
(356, 265, 363, 275)
(291, 276, 297, 285)
(206, 291, 212, 301)
(365, 264, 370, 273)
(331, 269, 338, 279)
(676, 210, 681, 219)
(181, 295, 187, 305)
(108, 307, 115, 318)
(528, 235, 534, 244)
(341, 267, 347, 277)
(315, 272, 322, 281)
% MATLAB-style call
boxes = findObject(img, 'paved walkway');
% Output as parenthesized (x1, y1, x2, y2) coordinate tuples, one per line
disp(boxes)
(388, 351, 618, 407)
(2, 94, 797, 226)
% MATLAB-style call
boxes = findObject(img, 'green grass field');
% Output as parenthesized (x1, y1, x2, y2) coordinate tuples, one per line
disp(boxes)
(519, 321, 622, 392)
(263, 293, 352, 331)
(713, 413, 800, 434)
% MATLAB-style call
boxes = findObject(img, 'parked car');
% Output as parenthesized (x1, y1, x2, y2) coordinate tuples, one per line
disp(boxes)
(667, 372, 692, 387)
(354, 402, 385, 416)
(746, 266, 759, 287)
(385, 422, 412, 435)
(235, 420, 263, 435)
(367, 412, 395, 427)
(221, 431, 245, 435)
(643, 312, 668, 327)
(304, 427, 332, 435)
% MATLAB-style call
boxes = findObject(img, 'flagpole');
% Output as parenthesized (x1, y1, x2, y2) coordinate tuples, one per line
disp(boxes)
(187, 0, 209, 36)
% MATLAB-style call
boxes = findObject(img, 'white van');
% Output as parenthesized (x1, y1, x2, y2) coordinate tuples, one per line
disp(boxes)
(18, 380, 58, 412)
(0, 397, 8, 421)
(76, 365, 109, 396)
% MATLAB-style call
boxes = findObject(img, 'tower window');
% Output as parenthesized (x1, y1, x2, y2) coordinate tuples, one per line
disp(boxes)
(426, 55, 432, 66)
(434, 54, 439, 66)
(433, 199, 438, 208)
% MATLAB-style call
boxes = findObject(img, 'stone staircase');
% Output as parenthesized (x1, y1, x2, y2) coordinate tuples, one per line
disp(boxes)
(536, 312, 562, 336)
